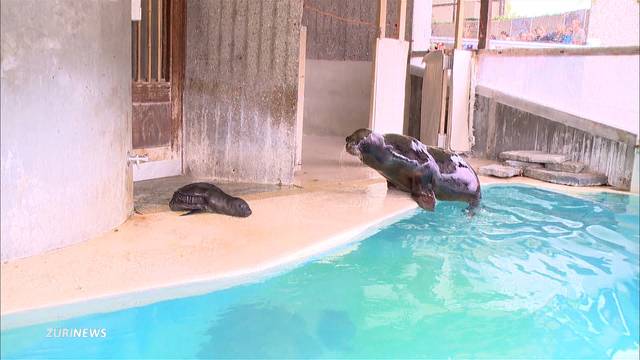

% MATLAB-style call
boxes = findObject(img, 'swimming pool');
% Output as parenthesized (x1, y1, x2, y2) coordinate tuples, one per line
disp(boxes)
(2, 185, 638, 359)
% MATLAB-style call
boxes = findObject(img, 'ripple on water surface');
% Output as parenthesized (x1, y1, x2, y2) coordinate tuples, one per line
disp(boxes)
(2, 186, 639, 359)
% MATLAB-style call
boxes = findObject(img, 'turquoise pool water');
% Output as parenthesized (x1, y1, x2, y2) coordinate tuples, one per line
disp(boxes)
(2, 185, 639, 359)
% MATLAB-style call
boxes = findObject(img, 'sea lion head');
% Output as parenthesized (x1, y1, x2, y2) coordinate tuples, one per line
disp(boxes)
(228, 197, 252, 217)
(345, 128, 374, 157)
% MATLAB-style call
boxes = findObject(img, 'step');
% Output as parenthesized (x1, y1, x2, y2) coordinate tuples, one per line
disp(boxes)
(478, 164, 522, 178)
(524, 168, 607, 186)
(503, 160, 544, 169)
(499, 150, 567, 164)
(544, 161, 585, 173)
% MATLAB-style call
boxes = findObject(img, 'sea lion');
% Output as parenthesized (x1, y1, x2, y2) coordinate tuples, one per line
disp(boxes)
(169, 182, 252, 217)
(345, 128, 481, 213)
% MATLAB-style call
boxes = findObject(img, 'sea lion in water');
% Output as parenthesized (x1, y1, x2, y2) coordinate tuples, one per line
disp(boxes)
(345, 128, 481, 213)
(169, 182, 252, 217)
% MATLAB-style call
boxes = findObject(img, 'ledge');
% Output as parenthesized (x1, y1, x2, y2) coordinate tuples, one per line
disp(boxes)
(475, 85, 638, 145)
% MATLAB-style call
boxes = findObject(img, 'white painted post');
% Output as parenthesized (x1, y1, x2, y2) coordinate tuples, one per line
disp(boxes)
(412, 0, 432, 51)
(369, 39, 410, 135)
(632, 143, 639, 193)
(295, 26, 307, 167)
(369, 0, 410, 135)
(447, 49, 472, 152)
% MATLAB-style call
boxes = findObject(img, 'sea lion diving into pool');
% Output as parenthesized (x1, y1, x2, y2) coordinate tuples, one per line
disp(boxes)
(345, 128, 481, 214)
(169, 182, 252, 217)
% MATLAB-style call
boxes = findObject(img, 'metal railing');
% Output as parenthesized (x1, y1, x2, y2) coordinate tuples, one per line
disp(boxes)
(430, 36, 586, 50)
(132, 0, 169, 82)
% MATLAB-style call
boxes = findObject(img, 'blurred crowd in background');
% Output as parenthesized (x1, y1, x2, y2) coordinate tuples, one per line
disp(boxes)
(491, 18, 587, 45)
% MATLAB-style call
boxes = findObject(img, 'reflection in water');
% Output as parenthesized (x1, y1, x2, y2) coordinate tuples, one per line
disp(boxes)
(316, 310, 356, 351)
(2, 186, 638, 359)
(198, 304, 322, 359)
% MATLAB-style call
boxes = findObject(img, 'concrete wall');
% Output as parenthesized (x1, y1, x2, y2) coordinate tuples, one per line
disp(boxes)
(184, 0, 303, 185)
(1, 0, 133, 260)
(303, 60, 371, 136)
(473, 52, 639, 190)
(407, 73, 423, 139)
(303, 0, 412, 62)
(301, 0, 412, 137)
(476, 53, 639, 136)
(473, 87, 637, 190)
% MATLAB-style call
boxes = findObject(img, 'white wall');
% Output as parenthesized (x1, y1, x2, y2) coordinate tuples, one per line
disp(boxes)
(476, 53, 639, 135)
(303, 60, 372, 137)
(589, 0, 640, 47)
(1, 1, 133, 260)
(412, 0, 432, 52)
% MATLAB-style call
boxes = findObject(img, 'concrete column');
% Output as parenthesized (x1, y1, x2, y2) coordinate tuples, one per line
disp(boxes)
(1, 0, 133, 260)
(183, 0, 303, 185)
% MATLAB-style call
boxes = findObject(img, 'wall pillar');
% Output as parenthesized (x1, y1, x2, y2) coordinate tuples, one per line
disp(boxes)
(1, 0, 133, 260)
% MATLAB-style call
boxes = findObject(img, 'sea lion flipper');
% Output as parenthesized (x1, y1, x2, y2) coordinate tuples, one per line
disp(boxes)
(180, 210, 202, 216)
(412, 190, 436, 211)
(465, 198, 480, 218)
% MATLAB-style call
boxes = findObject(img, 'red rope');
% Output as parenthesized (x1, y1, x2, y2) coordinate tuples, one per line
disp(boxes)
(303, 3, 378, 29)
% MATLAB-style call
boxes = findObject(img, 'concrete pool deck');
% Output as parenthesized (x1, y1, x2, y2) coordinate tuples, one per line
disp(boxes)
(0, 135, 631, 324)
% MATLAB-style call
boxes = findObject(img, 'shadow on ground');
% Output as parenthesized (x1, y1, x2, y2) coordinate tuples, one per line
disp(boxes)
(133, 176, 285, 214)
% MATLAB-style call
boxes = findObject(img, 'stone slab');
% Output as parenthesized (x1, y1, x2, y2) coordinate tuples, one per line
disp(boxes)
(479, 164, 522, 178)
(524, 168, 607, 186)
(503, 160, 544, 169)
(499, 150, 567, 164)
(545, 161, 585, 173)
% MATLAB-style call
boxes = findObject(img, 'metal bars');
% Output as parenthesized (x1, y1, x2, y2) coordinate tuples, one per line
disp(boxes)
(132, 0, 168, 82)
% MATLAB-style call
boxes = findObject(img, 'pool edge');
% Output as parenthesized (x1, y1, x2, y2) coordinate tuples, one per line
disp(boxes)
(1, 204, 419, 331)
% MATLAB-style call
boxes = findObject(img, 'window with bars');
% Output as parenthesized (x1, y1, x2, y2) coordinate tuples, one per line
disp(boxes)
(132, 0, 170, 82)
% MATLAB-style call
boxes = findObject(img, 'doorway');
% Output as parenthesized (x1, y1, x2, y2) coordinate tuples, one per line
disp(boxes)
(131, 0, 185, 181)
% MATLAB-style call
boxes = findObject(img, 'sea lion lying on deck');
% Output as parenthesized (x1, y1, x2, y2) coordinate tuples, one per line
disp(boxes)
(169, 182, 252, 217)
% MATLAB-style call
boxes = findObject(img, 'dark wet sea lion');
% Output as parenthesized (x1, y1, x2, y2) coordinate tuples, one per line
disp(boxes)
(169, 182, 252, 217)
(345, 128, 481, 213)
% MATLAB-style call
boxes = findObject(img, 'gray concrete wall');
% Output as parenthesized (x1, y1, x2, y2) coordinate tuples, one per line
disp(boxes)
(303, 0, 413, 61)
(184, 0, 303, 185)
(303, 60, 371, 137)
(473, 87, 637, 190)
(406, 73, 423, 139)
(1, 0, 133, 260)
